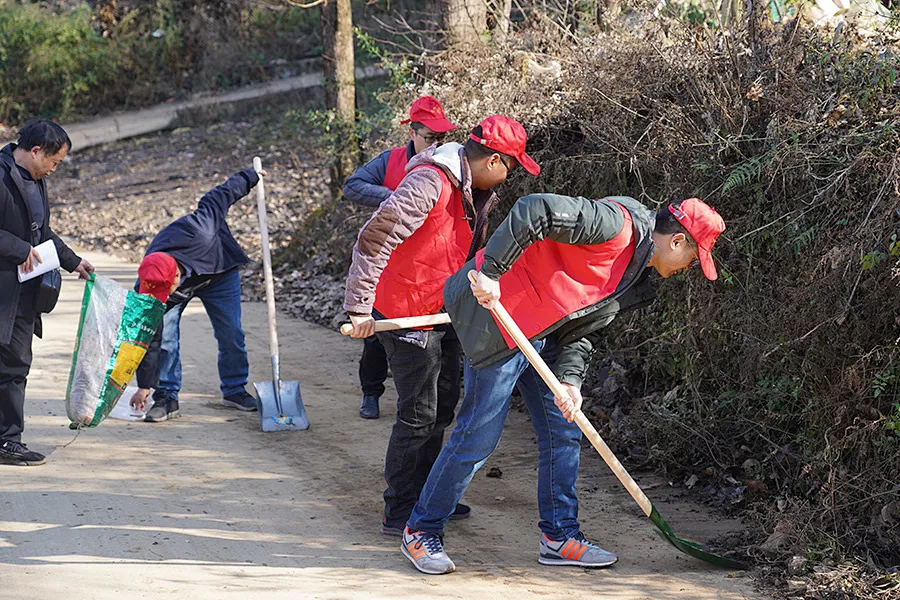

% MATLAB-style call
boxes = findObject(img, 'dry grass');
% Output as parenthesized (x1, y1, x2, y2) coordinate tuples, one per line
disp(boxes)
(361, 10, 900, 594)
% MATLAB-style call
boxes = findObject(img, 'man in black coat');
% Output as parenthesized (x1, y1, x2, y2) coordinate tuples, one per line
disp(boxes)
(0, 120, 94, 466)
(130, 167, 265, 422)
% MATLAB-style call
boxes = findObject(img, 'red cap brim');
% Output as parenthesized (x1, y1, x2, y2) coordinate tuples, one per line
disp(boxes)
(517, 152, 541, 176)
(698, 246, 718, 281)
(402, 116, 457, 133)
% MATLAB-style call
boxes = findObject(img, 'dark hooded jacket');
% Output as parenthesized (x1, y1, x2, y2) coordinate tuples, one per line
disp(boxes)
(144, 169, 258, 277)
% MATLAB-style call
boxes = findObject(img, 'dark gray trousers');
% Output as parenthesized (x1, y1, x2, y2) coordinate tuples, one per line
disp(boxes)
(0, 289, 36, 442)
(377, 325, 460, 527)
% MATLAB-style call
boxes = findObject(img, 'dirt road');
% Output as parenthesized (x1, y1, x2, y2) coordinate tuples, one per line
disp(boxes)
(1, 249, 762, 599)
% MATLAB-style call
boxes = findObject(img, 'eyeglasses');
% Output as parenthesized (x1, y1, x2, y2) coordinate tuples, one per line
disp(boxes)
(688, 244, 700, 269)
(498, 154, 516, 174)
(415, 130, 446, 144)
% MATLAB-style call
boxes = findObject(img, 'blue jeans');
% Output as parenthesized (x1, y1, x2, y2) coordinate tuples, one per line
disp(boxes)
(157, 268, 249, 399)
(408, 338, 583, 539)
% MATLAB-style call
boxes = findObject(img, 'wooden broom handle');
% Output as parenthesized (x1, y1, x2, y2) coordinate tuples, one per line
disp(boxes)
(339, 313, 452, 335)
(467, 270, 653, 516)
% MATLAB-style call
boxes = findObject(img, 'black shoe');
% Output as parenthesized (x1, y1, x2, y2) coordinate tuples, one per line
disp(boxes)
(449, 503, 471, 520)
(222, 389, 258, 412)
(0, 439, 47, 466)
(381, 520, 404, 537)
(359, 394, 380, 419)
(145, 395, 179, 423)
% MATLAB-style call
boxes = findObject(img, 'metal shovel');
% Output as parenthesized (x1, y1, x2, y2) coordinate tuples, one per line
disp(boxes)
(252, 157, 309, 431)
(467, 271, 747, 569)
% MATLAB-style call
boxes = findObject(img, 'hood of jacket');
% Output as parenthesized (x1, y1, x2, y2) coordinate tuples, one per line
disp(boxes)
(405, 142, 497, 258)
(405, 142, 466, 187)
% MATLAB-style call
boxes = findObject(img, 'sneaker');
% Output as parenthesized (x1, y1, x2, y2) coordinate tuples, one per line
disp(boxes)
(222, 390, 258, 412)
(401, 527, 455, 575)
(0, 439, 47, 466)
(381, 521, 403, 537)
(359, 394, 379, 419)
(449, 503, 471, 520)
(539, 532, 618, 568)
(145, 395, 179, 423)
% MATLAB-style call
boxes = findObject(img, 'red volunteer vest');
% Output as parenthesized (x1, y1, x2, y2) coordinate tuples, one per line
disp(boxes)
(382, 147, 408, 191)
(475, 203, 635, 348)
(374, 165, 472, 318)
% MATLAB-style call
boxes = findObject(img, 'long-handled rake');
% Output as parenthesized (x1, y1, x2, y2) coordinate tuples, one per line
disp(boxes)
(467, 271, 747, 570)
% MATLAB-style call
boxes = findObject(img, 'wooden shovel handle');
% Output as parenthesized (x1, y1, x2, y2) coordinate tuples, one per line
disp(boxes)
(467, 270, 653, 517)
(254, 157, 281, 372)
(339, 313, 452, 335)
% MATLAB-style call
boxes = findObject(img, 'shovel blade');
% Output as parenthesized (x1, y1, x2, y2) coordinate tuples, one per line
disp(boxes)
(254, 380, 309, 432)
(648, 506, 749, 570)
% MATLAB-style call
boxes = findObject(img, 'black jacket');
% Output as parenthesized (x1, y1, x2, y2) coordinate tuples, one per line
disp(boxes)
(135, 169, 259, 389)
(0, 143, 81, 345)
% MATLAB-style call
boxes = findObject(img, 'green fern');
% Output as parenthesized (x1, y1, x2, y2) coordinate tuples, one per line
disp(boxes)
(723, 157, 763, 193)
(791, 227, 815, 255)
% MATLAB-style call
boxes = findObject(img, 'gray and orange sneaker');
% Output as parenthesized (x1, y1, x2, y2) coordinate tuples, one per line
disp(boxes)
(538, 532, 618, 568)
(401, 527, 455, 575)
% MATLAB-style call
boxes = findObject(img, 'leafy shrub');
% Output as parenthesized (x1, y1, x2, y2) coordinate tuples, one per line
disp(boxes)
(0, 3, 121, 122)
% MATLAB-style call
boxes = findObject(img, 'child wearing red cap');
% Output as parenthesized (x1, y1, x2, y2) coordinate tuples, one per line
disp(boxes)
(343, 96, 457, 421)
(137, 252, 180, 304)
(344, 115, 540, 537)
(129, 168, 266, 421)
(400, 195, 725, 575)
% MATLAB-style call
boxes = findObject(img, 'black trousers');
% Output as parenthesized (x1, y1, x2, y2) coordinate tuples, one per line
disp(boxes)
(377, 326, 461, 527)
(358, 334, 388, 398)
(0, 291, 36, 442)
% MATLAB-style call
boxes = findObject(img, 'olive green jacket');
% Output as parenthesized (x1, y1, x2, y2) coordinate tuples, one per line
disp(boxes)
(443, 193, 658, 386)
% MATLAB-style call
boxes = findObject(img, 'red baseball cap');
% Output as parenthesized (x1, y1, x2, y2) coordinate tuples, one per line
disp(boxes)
(138, 252, 179, 303)
(469, 115, 540, 176)
(400, 96, 457, 133)
(668, 198, 726, 280)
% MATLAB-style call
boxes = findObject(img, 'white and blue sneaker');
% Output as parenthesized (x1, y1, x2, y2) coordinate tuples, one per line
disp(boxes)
(539, 532, 618, 568)
(401, 527, 455, 575)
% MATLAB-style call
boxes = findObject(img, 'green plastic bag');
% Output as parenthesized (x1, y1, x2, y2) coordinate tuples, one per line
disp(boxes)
(65, 274, 165, 427)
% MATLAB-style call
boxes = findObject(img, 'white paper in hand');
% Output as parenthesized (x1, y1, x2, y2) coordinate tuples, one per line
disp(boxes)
(107, 386, 150, 421)
(17, 239, 60, 283)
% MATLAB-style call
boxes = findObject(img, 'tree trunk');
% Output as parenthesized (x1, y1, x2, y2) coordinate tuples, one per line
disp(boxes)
(493, 0, 512, 40)
(576, 0, 596, 33)
(322, 0, 355, 124)
(597, 0, 619, 31)
(322, 0, 358, 198)
(719, 0, 741, 27)
(443, 0, 487, 46)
